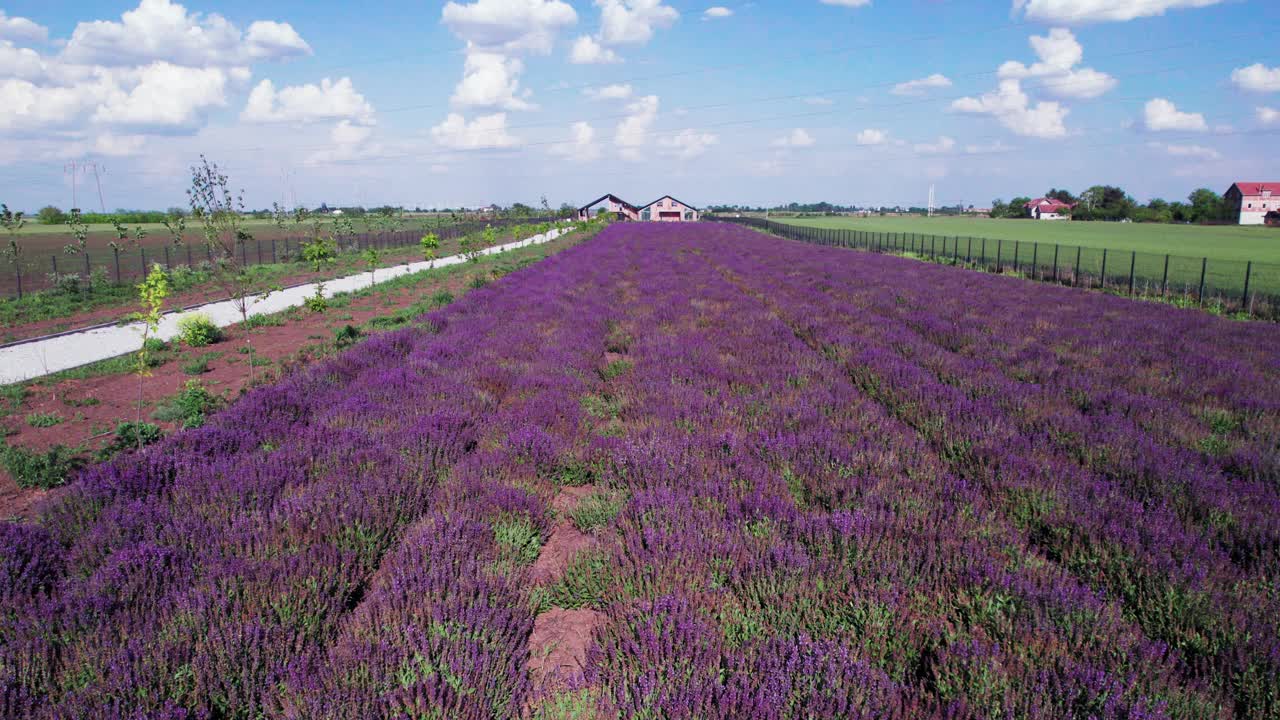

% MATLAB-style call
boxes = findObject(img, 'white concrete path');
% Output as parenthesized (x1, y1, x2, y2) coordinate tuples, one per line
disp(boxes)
(0, 226, 573, 386)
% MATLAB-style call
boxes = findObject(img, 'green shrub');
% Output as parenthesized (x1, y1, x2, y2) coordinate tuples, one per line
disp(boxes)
(153, 380, 222, 429)
(0, 443, 85, 489)
(493, 516, 542, 568)
(98, 422, 164, 460)
(431, 290, 454, 307)
(468, 275, 488, 290)
(569, 489, 627, 532)
(334, 324, 362, 348)
(181, 355, 211, 375)
(25, 412, 63, 428)
(176, 313, 222, 347)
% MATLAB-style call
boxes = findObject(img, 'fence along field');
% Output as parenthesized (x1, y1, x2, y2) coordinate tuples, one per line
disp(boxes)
(2, 221, 1277, 718)
(734, 216, 1280, 319)
(0, 215, 558, 299)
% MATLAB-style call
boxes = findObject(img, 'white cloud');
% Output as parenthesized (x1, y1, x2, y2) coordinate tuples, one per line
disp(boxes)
(90, 62, 231, 128)
(1147, 141, 1220, 160)
(997, 28, 1115, 99)
(584, 83, 633, 100)
(244, 21, 311, 60)
(441, 0, 578, 54)
(1231, 64, 1280, 94)
(772, 128, 815, 148)
(615, 94, 658, 161)
(451, 51, 533, 110)
(855, 128, 887, 145)
(242, 77, 374, 124)
(1143, 98, 1206, 132)
(1257, 107, 1279, 126)
(431, 112, 519, 149)
(891, 73, 952, 96)
(703, 7, 733, 19)
(61, 0, 309, 66)
(1011, 0, 1223, 24)
(952, 79, 1069, 138)
(0, 42, 48, 80)
(820, 0, 872, 7)
(549, 121, 601, 161)
(598, 0, 679, 46)
(964, 140, 1015, 154)
(659, 128, 718, 158)
(914, 135, 956, 154)
(93, 132, 147, 157)
(0, 11, 47, 43)
(570, 35, 621, 63)
(803, 96, 834, 106)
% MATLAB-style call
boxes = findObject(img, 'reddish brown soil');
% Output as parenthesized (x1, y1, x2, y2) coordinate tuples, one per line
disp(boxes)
(526, 607, 606, 689)
(0, 231, 585, 519)
(551, 484, 598, 514)
(531, 522, 600, 584)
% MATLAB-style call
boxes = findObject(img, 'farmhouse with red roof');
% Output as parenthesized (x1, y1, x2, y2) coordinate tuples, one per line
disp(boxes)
(575, 193, 699, 222)
(1024, 197, 1075, 220)
(1224, 182, 1280, 225)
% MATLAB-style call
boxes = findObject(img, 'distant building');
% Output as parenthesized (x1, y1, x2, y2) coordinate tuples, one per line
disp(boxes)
(1024, 197, 1074, 220)
(638, 195, 699, 222)
(575, 193, 699, 222)
(1224, 182, 1280, 225)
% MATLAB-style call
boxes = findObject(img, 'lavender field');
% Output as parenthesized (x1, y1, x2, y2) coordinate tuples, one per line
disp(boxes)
(3, 222, 1279, 719)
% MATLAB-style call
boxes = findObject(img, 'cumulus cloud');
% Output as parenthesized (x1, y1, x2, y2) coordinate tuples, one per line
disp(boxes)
(584, 83, 633, 100)
(441, 0, 577, 54)
(1231, 64, 1280, 94)
(1143, 98, 1206, 131)
(615, 94, 658, 160)
(952, 79, 1069, 138)
(1011, 0, 1223, 24)
(569, 35, 621, 64)
(242, 77, 374, 125)
(451, 51, 534, 110)
(771, 128, 815, 148)
(997, 28, 1115, 99)
(599, 0, 679, 45)
(549, 121, 601, 161)
(90, 62, 233, 128)
(703, 7, 733, 19)
(1256, 107, 1279, 126)
(431, 112, 519, 149)
(0, 11, 47, 43)
(1147, 141, 1220, 160)
(891, 73, 952, 96)
(659, 128, 718, 158)
(61, 0, 309, 66)
(855, 128, 887, 145)
(93, 132, 147, 157)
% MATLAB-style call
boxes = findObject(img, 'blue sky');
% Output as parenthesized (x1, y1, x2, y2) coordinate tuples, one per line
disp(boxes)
(0, 0, 1276, 211)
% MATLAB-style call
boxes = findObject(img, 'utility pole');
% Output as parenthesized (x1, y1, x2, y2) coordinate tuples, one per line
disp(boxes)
(87, 162, 106, 213)
(928, 185, 936, 218)
(64, 161, 80, 210)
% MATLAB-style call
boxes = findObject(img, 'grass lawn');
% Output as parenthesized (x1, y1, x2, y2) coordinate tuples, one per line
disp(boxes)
(776, 215, 1280, 299)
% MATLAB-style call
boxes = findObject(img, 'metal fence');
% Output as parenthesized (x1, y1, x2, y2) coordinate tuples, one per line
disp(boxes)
(2, 216, 558, 300)
(718, 217, 1280, 321)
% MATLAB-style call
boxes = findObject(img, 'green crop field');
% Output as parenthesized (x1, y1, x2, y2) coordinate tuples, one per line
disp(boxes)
(759, 215, 1280, 311)
(779, 216, 1280, 264)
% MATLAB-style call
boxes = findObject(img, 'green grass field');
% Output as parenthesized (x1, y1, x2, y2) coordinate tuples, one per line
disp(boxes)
(780, 216, 1280, 264)
(770, 215, 1280, 307)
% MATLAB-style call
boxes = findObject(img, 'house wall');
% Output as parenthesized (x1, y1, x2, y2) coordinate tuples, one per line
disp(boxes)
(1227, 185, 1276, 225)
(642, 197, 698, 222)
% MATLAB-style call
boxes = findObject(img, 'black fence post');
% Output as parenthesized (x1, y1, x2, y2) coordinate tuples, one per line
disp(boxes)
(1074, 246, 1082, 286)
(1052, 244, 1059, 283)
(1032, 243, 1039, 280)
(1013, 240, 1020, 275)
(1198, 257, 1207, 306)
(967, 237, 973, 264)
(1242, 261, 1252, 313)
(83, 251, 91, 283)
(996, 239, 1002, 272)
(982, 238, 988, 269)
(256, 239, 263, 265)
(113, 247, 121, 284)
(1099, 249, 1108, 290)
(164, 245, 172, 270)
(51, 254, 58, 280)
(140, 248, 148, 275)
(1128, 251, 1136, 296)
(1161, 254, 1169, 298)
